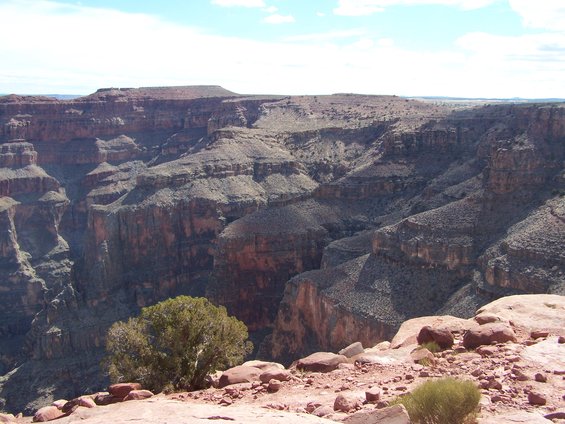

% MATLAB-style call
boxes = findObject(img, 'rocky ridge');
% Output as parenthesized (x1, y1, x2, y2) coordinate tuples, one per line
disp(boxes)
(1, 294, 563, 423)
(0, 87, 563, 413)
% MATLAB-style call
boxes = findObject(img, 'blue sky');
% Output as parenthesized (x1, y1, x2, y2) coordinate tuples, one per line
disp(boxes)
(0, 0, 564, 97)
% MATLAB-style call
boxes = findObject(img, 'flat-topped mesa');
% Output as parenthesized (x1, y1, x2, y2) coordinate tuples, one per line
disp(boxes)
(0, 86, 241, 161)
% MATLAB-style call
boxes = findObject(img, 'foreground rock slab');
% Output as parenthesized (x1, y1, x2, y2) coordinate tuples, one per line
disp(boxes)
(54, 398, 337, 423)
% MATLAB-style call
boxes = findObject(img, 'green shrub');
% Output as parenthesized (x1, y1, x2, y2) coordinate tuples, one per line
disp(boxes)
(419, 341, 441, 353)
(394, 378, 480, 424)
(105, 296, 252, 392)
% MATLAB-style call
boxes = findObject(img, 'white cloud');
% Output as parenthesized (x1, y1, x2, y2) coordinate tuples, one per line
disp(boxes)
(263, 5, 278, 13)
(0, 0, 563, 98)
(334, 0, 499, 16)
(509, 0, 565, 31)
(262, 13, 295, 24)
(211, 0, 265, 7)
(317, 12, 326, 17)
(284, 29, 367, 42)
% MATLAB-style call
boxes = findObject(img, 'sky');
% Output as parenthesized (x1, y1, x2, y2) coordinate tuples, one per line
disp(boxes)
(0, 0, 564, 98)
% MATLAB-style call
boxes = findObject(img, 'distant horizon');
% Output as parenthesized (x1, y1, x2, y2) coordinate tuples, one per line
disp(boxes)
(1, 87, 564, 103)
(1, 1, 564, 99)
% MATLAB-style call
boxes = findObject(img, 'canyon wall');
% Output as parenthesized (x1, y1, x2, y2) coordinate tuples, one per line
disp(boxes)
(0, 88, 563, 413)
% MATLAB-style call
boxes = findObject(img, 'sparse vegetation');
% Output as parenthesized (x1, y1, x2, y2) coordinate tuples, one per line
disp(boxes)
(393, 378, 480, 424)
(417, 357, 433, 367)
(105, 296, 252, 393)
(419, 341, 441, 353)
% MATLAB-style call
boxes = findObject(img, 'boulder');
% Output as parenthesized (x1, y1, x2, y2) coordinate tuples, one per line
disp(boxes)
(259, 368, 291, 383)
(108, 382, 142, 398)
(342, 404, 411, 424)
(125, 390, 154, 401)
(33, 406, 65, 422)
(297, 352, 348, 373)
(94, 392, 124, 406)
(391, 316, 474, 348)
(338, 342, 364, 358)
(242, 360, 285, 370)
(463, 323, 517, 349)
(52, 399, 68, 409)
(416, 326, 454, 349)
(218, 365, 262, 388)
(63, 395, 96, 413)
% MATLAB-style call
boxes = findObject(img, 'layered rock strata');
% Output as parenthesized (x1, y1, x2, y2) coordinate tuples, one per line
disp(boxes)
(0, 88, 563, 414)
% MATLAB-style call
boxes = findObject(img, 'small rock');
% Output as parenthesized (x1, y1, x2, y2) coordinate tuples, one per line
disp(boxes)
(474, 313, 503, 325)
(534, 373, 547, 383)
(339, 342, 364, 358)
(33, 406, 65, 422)
(476, 345, 498, 356)
(531, 330, 549, 339)
(108, 382, 142, 398)
(488, 379, 502, 390)
(333, 393, 363, 412)
(528, 390, 547, 405)
(512, 368, 530, 381)
(267, 379, 282, 393)
(264, 402, 288, 411)
(545, 411, 565, 420)
(312, 405, 334, 417)
(124, 389, 154, 401)
(219, 397, 233, 406)
(365, 387, 381, 403)
(306, 401, 322, 413)
(558, 336, 565, 344)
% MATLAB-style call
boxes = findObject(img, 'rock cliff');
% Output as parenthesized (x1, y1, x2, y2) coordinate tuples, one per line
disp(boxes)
(0, 87, 563, 413)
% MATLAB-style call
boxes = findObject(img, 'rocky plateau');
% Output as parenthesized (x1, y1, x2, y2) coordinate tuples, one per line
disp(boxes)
(0, 86, 563, 416)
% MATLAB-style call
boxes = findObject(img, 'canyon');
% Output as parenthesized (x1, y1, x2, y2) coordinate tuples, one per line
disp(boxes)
(0, 86, 563, 414)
